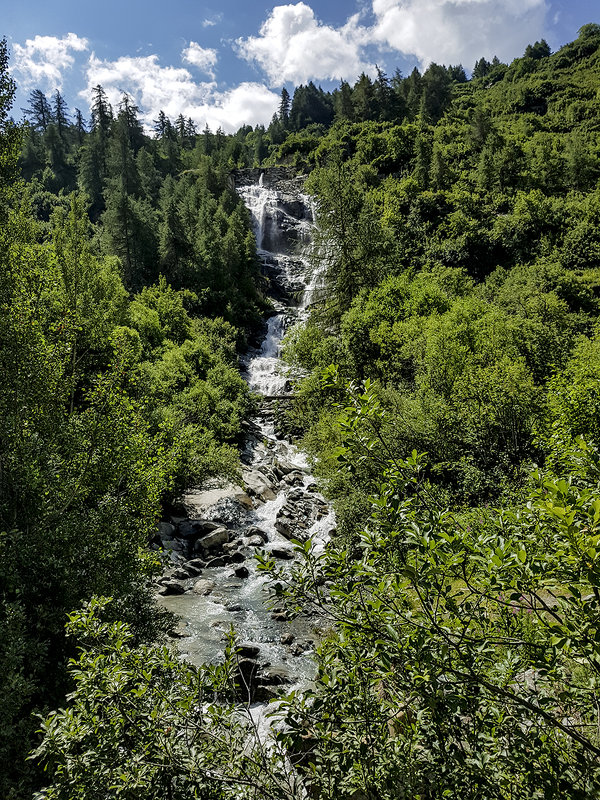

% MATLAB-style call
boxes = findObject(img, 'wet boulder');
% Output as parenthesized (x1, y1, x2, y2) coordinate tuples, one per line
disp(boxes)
(178, 486, 253, 522)
(192, 579, 216, 596)
(271, 548, 294, 561)
(204, 556, 227, 569)
(244, 535, 265, 548)
(177, 518, 222, 539)
(242, 467, 277, 502)
(245, 526, 269, 542)
(234, 565, 250, 579)
(193, 527, 230, 554)
(237, 643, 260, 659)
(158, 580, 186, 596)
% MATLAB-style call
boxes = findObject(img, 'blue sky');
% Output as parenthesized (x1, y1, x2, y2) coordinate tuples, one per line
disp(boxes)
(2, 0, 597, 132)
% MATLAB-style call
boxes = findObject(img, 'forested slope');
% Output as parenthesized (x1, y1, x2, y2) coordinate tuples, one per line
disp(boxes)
(3, 23, 600, 800)
(1, 44, 266, 796)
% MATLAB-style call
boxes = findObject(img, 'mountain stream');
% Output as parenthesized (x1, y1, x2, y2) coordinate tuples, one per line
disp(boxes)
(156, 171, 334, 699)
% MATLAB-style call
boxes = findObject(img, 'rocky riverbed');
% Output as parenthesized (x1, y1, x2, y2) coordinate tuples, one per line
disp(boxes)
(154, 169, 333, 701)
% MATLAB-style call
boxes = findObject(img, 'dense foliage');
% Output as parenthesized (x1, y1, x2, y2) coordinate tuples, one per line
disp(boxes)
(279, 22, 600, 540)
(0, 40, 264, 797)
(5, 22, 600, 800)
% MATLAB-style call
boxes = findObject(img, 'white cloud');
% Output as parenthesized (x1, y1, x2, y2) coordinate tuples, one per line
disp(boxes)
(371, 0, 548, 68)
(182, 41, 218, 78)
(202, 14, 223, 28)
(82, 53, 279, 133)
(236, 2, 373, 86)
(236, 1, 549, 87)
(13, 32, 89, 91)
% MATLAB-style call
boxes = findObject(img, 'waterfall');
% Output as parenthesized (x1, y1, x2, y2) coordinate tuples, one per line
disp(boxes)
(157, 170, 333, 699)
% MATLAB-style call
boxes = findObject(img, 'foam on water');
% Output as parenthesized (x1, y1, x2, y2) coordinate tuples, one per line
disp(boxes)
(161, 173, 334, 686)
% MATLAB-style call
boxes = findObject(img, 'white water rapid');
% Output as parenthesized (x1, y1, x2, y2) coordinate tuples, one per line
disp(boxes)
(156, 170, 333, 702)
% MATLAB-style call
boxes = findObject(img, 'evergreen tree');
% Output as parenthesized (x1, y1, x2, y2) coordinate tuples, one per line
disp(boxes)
(153, 109, 170, 140)
(52, 90, 69, 139)
(0, 38, 20, 216)
(420, 63, 453, 123)
(22, 89, 53, 131)
(91, 84, 112, 137)
(374, 67, 397, 122)
(201, 123, 213, 155)
(279, 87, 291, 127)
(404, 67, 423, 118)
(117, 94, 144, 153)
(413, 129, 431, 188)
(78, 135, 105, 218)
(107, 110, 141, 197)
(524, 39, 551, 59)
(20, 127, 44, 181)
(184, 117, 197, 145)
(352, 73, 376, 122)
(447, 64, 467, 82)
(477, 144, 497, 190)
(175, 113, 186, 145)
(470, 105, 493, 148)
(333, 80, 354, 121)
(43, 123, 75, 191)
(159, 188, 192, 285)
(473, 57, 491, 78)
(430, 143, 448, 189)
(73, 108, 87, 145)
(289, 82, 334, 129)
(137, 147, 161, 203)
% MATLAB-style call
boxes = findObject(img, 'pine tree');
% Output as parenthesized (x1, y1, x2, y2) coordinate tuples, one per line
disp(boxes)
(175, 113, 186, 145)
(524, 39, 551, 59)
(374, 67, 394, 121)
(159, 189, 192, 285)
(414, 130, 432, 189)
(447, 64, 467, 82)
(22, 89, 53, 131)
(91, 85, 112, 137)
(117, 94, 144, 153)
(430, 144, 448, 189)
(404, 67, 423, 118)
(153, 110, 169, 140)
(184, 117, 197, 144)
(352, 73, 375, 122)
(78, 137, 104, 217)
(472, 57, 491, 79)
(278, 87, 290, 127)
(333, 80, 354, 121)
(420, 63, 452, 123)
(202, 124, 213, 155)
(74, 108, 87, 145)
(52, 90, 70, 139)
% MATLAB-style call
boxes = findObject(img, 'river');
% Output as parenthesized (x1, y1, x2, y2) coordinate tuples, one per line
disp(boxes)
(156, 170, 334, 699)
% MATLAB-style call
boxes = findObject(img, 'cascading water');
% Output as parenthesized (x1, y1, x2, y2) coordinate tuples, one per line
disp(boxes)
(157, 169, 334, 699)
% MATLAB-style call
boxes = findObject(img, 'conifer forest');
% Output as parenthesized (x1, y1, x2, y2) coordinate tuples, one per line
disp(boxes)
(3, 23, 600, 799)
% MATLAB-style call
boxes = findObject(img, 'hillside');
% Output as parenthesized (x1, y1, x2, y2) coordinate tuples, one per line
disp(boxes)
(3, 23, 600, 799)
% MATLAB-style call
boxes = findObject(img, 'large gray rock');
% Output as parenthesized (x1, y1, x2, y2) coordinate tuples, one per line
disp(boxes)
(245, 526, 269, 542)
(177, 519, 222, 539)
(244, 535, 265, 548)
(193, 527, 230, 553)
(158, 521, 176, 538)
(271, 547, 294, 561)
(242, 467, 277, 502)
(181, 484, 253, 516)
(193, 579, 216, 595)
(158, 580, 185, 596)
(162, 539, 184, 551)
